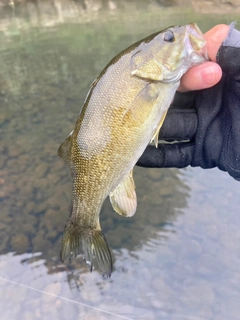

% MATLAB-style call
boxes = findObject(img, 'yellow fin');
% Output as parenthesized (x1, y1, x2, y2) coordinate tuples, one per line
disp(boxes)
(60, 220, 112, 278)
(151, 109, 168, 148)
(109, 171, 137, 217)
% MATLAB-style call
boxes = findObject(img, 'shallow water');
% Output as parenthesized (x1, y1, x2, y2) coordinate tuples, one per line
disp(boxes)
(1, 2, 240, 319)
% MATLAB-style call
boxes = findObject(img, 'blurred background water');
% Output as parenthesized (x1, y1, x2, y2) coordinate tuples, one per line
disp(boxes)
(1, 0, 240, 319)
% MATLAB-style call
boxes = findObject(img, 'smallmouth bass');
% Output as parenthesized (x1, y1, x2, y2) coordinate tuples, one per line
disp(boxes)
(58, 23, 207, 277)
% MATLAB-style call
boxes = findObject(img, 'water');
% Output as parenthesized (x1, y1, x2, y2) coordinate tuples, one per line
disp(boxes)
(1, 1, 240, 319)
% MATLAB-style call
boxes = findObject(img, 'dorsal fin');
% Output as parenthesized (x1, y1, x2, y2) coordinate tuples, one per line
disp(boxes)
(58, 132, 72, 165)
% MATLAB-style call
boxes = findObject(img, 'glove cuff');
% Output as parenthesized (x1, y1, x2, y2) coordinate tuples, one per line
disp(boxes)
(217, 24, 240, 79)
(222, 22, 240, 48)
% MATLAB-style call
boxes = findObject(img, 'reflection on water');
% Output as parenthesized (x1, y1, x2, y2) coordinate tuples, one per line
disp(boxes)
(1, 1, 240, 319)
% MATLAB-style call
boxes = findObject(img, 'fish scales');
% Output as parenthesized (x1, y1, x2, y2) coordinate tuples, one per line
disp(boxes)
(58, 23, 208, 277)
(72, 58, 160, 211)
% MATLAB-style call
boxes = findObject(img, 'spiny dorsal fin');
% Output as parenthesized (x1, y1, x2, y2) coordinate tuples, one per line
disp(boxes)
(58, 131, 72, 165)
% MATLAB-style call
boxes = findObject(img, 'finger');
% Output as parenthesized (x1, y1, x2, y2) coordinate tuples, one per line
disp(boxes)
(178, 61, 222, 92)
(159, 108, 197, 140)
(204, 24, 230, 62)
(137, 143, 194, 168)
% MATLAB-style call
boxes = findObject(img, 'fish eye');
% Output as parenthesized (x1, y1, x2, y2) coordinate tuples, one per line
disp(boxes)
(163, 30, 175, 42)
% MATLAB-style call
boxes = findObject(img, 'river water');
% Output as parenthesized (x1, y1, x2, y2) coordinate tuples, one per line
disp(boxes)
(0, 2, 240, 319)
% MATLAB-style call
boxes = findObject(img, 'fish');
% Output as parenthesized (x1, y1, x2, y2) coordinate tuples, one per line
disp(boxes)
(58, 23, 207, 278)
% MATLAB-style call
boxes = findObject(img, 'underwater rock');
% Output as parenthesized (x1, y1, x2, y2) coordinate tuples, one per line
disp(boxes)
(10, 234, 30, 254)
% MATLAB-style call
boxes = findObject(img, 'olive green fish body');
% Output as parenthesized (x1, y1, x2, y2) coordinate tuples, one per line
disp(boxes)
(59, 23, 207, 277)
(73, 56, 177, 207)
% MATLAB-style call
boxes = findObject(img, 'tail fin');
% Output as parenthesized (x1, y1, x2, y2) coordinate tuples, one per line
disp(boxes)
(60, 222, 112, 278)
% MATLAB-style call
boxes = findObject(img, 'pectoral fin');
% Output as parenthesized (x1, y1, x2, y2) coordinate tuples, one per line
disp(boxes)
(151, 109, 168, 147)
(109, 171, 137, 217)
(131, 51, 164, 81)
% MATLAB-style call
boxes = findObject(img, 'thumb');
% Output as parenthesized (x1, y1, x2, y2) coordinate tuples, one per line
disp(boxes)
(204, 24, 230, 62)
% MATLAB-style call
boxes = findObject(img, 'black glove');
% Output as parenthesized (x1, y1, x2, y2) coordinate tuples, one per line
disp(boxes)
(137, 26, 240, 181)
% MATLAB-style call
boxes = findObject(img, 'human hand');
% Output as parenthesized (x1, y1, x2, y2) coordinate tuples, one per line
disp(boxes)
(178, 24, 230, 92)
(138, 24, 240, 181)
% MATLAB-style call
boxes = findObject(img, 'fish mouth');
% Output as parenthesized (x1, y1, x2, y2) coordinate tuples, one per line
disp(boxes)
(162, 23, 208, 84)
(185, 23, 208, 62)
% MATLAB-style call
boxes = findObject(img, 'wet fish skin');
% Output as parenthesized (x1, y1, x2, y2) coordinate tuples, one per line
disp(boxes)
(58, 23, 207, 278)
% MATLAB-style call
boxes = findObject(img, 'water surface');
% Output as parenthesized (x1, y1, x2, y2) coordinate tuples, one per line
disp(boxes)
(1, 2, 240, 319)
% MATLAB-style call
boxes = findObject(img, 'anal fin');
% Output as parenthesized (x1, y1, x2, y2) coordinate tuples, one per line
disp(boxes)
(109, 170, 137, 217)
